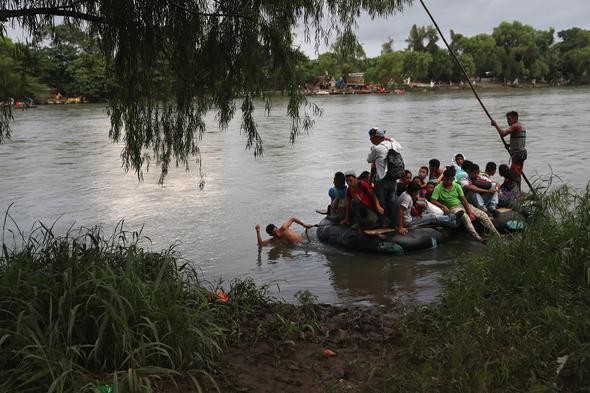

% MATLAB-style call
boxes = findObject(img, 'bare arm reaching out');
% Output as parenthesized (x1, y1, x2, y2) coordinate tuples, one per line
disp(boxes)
(255, 224, 273, 247)
(281, 217, 312, 231)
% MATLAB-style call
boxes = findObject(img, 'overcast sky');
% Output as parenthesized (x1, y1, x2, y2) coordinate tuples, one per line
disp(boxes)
(4, 0, 590, 58)
(296, 0, 590, 58)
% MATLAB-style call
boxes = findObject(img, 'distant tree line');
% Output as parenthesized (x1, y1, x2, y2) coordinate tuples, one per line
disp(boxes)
(2, 21, 590, 102)
(298, 21, 590, 86)
(1, 24, 106, 102)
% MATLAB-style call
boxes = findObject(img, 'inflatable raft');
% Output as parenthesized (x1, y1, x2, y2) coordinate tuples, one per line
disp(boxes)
(316, 218, 453, 254)
(491, 208, 527, 232)
(316, 209, 525, 254)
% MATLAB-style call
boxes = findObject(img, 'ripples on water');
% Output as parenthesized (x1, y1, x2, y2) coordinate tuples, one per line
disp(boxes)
(1, 87, 588, 306)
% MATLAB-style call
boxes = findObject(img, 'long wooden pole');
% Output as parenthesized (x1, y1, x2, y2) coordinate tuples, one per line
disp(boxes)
(418, 0, 536, 196)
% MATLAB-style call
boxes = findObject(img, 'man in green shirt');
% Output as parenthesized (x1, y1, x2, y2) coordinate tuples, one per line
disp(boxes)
(430, 169, 500, 242)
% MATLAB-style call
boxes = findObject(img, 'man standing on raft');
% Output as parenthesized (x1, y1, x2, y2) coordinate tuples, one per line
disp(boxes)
(366, 127, 403, 227)
(255, 218, 313, 246)
(492, 111, 527, 189)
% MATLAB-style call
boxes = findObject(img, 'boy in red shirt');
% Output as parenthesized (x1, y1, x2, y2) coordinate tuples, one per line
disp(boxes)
(341, 171, 384, 229)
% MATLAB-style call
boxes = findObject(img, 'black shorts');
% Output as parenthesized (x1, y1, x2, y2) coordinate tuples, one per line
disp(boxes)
(511, 149, 527, 163)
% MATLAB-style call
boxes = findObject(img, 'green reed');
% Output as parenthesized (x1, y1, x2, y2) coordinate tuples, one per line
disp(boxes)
(376, 184, 590, 392)
(0, 220, 267, 393)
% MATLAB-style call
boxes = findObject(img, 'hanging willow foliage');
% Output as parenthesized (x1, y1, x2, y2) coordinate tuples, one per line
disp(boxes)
(0, 0, 410, 182)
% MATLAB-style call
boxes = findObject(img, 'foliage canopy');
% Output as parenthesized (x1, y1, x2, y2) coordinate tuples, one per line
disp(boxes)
(0, 0, 410, 182)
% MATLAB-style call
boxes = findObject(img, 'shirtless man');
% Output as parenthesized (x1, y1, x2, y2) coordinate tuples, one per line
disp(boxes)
(255, 217, 313, 246)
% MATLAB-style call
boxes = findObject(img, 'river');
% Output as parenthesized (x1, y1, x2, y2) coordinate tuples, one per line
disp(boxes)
(1, 87, 589, 305)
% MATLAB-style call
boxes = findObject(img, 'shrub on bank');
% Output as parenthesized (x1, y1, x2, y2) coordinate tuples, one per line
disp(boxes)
(0, 222, 269, 393)
(382, 184, 590, 392)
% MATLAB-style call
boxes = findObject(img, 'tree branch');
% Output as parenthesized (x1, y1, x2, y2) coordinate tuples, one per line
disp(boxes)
(60, 0, 90, 10)
(0, 7, 105, 23)
(166, 0, 252, 20)
(0, 2, 253, 24)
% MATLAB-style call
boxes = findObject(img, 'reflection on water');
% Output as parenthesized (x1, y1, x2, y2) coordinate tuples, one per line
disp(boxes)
(1, 87, 589, 305)
(321, 235, 479, 305)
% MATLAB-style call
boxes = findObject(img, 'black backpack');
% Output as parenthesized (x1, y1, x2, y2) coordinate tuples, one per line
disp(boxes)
(386, 144, 405, 180)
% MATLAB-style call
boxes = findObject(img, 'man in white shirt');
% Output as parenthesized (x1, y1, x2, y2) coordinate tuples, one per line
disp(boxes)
(366, 127, 403, 228)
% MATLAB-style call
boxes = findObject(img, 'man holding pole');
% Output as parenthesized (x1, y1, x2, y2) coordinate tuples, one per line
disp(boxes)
(491, 111, 527, 188)
(416, 0, 535, 197)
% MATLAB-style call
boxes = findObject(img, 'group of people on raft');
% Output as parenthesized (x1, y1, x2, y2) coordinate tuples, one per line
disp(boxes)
(256, 111, 527, 246)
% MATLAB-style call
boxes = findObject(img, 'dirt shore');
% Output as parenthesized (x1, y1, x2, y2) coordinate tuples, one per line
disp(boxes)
(212, 303, 402, 392)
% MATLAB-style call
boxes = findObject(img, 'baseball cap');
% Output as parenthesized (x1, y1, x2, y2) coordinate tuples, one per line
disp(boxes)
(344, 170, 357, 177)
(368, 127, 386, 137)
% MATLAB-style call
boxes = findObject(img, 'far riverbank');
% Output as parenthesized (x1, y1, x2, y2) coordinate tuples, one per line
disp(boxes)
(305, 79, 579, 96)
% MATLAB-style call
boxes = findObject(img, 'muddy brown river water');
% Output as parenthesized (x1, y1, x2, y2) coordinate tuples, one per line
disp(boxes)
(1, 87, 589, 305)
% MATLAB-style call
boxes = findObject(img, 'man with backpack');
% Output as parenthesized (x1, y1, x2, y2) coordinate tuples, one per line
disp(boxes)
(367, 127, 404, 228)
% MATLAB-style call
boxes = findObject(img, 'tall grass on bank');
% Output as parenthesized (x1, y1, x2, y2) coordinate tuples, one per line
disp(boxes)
(0, 220, 269, 393)
(382, 184, 590, 392)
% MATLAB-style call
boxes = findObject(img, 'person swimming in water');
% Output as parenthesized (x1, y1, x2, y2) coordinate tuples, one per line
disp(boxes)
(255, 217, 313, 246)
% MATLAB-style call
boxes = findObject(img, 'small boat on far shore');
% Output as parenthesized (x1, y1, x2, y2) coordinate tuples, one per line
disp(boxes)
(0, 98, 37, 108)
(15, 100, 36, 108)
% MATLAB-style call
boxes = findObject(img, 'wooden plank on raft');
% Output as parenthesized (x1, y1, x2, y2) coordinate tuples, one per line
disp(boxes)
(363, 228, 398, 236)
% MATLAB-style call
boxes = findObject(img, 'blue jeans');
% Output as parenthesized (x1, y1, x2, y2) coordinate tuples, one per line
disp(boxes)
(350, 198, 380, 229)
(409, 213, 456, 228)
(374, 178, 397, 227)
(467, 191, 499, 211)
